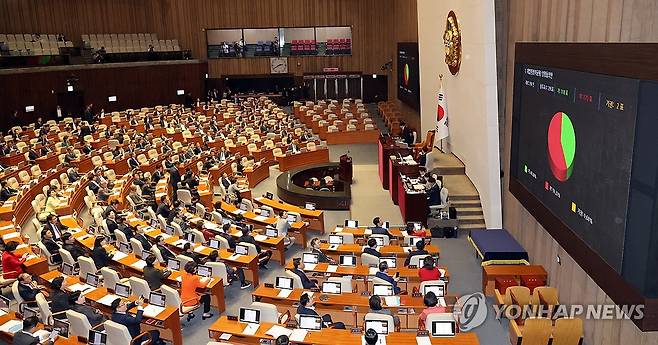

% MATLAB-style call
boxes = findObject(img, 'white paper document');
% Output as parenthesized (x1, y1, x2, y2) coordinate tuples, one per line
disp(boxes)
(111, 251, 128, 261)
(384, 296, 401, 307)
(334, 227, 343, 233)
(277, 289, 293, 298)
(266, 325, 292, 338)
(326, 265, 338, 273)
(304, 263, 316, 271)
(143, 305, 166, 318)
(416, 336, 432, 345)
(290, 329, 308, 342)
(254, 235, 268, 242)
(131, 260, 147, 270)
(254, 215, 268, 222)
(242, 323, 260, 335)
(0, 320, 22, 334)
(194, 245, 208, 253)
(97, 294, 120, 306)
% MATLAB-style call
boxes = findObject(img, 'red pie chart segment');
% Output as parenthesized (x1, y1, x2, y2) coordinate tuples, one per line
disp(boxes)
(547, 112, 576, 182)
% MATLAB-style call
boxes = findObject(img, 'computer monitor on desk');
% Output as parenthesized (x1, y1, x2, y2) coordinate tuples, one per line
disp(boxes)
(276, 276, 294, 290)
(302, 253, 319, 264)
(149, 292, 166, 307)
(329, 234, 343, 245)
(379, 257, 396, 268)
(298, 315, 322, 331)
(373, 284, 394, 296)
(239, 308, 260, 324)
(339, 255, 356, 266)
(345, 219, 358, 228)
(430, 314, 457, 337)
(364, 320, 389, 335)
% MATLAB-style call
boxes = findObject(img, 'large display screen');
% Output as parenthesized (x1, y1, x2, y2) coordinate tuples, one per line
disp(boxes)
(397, 42, 420, 111)
(511, 64, 639, 272)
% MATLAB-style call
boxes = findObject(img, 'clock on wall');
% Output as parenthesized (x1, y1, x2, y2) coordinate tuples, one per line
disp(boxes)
(270, 57, 288, 74)
(443, 10, 462, 75)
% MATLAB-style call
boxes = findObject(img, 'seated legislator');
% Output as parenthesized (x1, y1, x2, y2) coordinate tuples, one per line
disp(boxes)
(404, 239, 429, 267)
(49, 276, 78, 314)
(368, 295, 401, 328)
(155, 235, 176, 262)
(111, 297, 163, 345)
(363, 238, 382, 258)
(375, 261, 405, 295)
(13, 316, 58, 345)
(418, 256, 442, 282)
(2, 241, 26, 279)
(206, 250, 251, 289)
(296, 292, 345, 329)
(61, 233, 86, 258)
(40, 230, 62, 264)
(310, 238, 335, 264)
(370, 217, 392, 239)
(143, 255, 171, 290)
(17, 273, 45, 306)
(180, 261, 213, 320)
(289, 258, 318, 289)
(44, 189, 61, 215)
(44, 214, 66, 242)
(92, 236, 115, 270)
(238, 226, 273, 268)
(0, 180, 17, 202)
(418, 291, 446, 330)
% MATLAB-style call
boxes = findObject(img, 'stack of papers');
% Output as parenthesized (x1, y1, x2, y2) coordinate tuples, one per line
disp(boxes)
(277, 289, 293, 298)
(266, 325, 293, 338)
(334, 227, 343, 233)
(97, 294, 120, 306)
(1, 232, 20, 241)
(194, 245, 208, 253)
(254, 215, 268, 222)
(111, 251, 128, 261)
(326, 265, 338, 273)
(384, 296, 401, 307)
(416, 336, 432, 345)
(131, 260, 147, 270)
(290, 329, 308, 342)
(143, 305, 166, 318)
(304, 263, 316, 270)
(254, 235, 268, 242)
(0, 320, 21, 334)
(68, 283, 94, 294)
(242, 323, 260, 335)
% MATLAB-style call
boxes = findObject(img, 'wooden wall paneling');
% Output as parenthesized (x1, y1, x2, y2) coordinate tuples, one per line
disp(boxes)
(501, 0, 658, 342)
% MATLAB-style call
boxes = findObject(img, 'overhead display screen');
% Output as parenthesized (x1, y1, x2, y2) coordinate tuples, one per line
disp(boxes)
(511, 64, 639, 272)
(397, 42, 420, 111)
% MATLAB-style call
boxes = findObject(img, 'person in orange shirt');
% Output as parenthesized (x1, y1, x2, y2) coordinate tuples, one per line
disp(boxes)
(180, 261, 213, 321)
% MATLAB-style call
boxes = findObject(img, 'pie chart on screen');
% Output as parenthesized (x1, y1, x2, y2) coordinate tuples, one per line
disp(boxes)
(403, 64, 410, 86)
(547, 112, 576, 182)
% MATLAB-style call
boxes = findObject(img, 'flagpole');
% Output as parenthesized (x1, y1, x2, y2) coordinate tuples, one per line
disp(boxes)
(439, 74, 446, 153)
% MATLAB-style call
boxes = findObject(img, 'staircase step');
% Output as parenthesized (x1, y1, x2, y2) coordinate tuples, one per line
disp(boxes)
(456, 207, 483, 216)
(450, 199, 481, 208)
(458, 215, 485, 225)
(450, 194, 480, 201)
(458, 223, 487, 230)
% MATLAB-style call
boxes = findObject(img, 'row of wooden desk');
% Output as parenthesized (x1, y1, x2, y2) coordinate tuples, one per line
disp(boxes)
(208, 316, 480, 345)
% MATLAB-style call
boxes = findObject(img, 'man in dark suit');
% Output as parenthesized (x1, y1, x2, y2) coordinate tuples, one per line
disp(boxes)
(155, 200, 172, 219)
(404, 239, 429, 267)
(155, 235, 176, 262)
(370, 217, 392, 239)
(310, 238, 334, 264)
(151, 167, 164, 183)
(400, 121, 414, 146)
(0, 180, 16, 202)
(219, 223, 237, 249)
(133, 227, 152, 251)
(289, 258, 318, 289)
(13, 316, 57, 345)
(102, 200, 120, 218)
(17, 273, 43, 303)
(44, 214, 66, 242)
(61, 233, 86, 258)
(143, 255, 171, 290)
(127, 156, 140, 170)
(67, 167, 81, 182)
(40, 230, 61, 264)
(110, 298, 162, 344)
(296, 293, 344, 329)
(363, 238, 381, 258)
(239, 226, 272, 268)
(220, 172, 231, 189)
(49, 276, 78, 314)
(426, 177, 440, 205)
(117, 217, 135, 240)
(168, 166, 181, 195)
(374, 261, 403, 294)
(105, 212, 119, 236)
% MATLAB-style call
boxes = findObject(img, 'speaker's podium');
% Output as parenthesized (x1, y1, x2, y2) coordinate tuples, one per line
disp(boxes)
(339, 154, 353, 184)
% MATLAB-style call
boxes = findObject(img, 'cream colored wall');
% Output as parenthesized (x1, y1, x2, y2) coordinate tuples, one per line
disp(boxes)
(417, 0, 502, 227)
